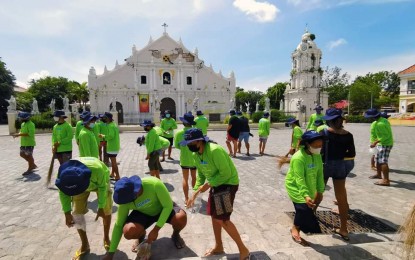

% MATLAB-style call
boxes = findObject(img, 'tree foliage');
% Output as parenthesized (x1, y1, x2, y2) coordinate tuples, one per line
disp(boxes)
(266, 82, 287, 110)
(0, 58, 16, 122)
(321, 66, 350, 104)
(235, 90, 264, 112)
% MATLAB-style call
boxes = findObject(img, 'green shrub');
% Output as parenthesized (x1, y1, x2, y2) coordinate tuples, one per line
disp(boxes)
(270, 109, 291, 123)
(15, 112, 55, 130)
(345, 115, 372, 123)
(223, 115, 230, 124)
(251, 112, 263, 123)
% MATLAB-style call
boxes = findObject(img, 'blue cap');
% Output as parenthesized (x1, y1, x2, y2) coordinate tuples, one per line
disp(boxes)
(82, 114, 98, 125)
(113, 176, 142, 204)
(179, 112, 196, 125)
(104, 112, 113, 119)
(380, 112, 390, 118)
(18, 112, 31, 119)
(286, 117, 299, 125)
(179, 128, 209, 146)
(263, 112, 270, 117)
(80, 111, 91, 120)
(301, 130, 324, 143)
(364, 108, 380, 118)
(53, 110, 67, 118)
(196, 110, 203, 116)
(322, 108, 343, 121)
(55, 160, 91, 196)
(140, 120, 155, 127)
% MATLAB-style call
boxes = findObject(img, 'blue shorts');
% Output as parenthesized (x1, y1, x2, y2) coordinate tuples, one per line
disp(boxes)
(238, 132, 250, 143)
(324, 160, 355, 180)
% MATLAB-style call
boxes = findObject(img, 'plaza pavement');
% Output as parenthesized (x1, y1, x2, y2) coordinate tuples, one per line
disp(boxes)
(0, 124, 414, 260)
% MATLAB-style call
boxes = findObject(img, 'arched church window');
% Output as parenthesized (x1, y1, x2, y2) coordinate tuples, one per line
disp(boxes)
(163, 72, 171, 85)
(141, 75, 147, 84)
(311, 54, 316, 67)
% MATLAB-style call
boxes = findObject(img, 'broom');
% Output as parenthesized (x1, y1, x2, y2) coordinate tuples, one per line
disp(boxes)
(46, 151, 56, 187)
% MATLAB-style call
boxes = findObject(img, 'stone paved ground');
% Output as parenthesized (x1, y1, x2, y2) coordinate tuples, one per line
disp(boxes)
(0, 124, 414, 260)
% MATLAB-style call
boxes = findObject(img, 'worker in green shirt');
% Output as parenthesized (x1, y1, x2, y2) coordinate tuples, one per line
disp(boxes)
(55, 157, 112, 259)
(78, 115, 99, 158)
(195, 110, 209, 136)
(364, 109, 394, 186)
(306, 105, 324, 131)
(137, 134, 169, 172)
(286, 118, 303, 156)
(140, 120, 162, 179)
(258, 112, 270, 156)
(174, 113, 197, 206)
(160, 110, 177, 161)
(99, 112, 120, 181)
(13, 112, 37, 175)
(285, 131, 324, 245)
(52, 110, 73, 165)
(75, 111, 91, 145)
(98, 114, 110, 164)
(315, 119, 327, 133)
(182, 128, 250, 259)
(103, 176, 187, 259)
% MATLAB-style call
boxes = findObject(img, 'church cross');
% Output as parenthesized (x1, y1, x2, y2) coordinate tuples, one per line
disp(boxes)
(162, 23, 168, 33)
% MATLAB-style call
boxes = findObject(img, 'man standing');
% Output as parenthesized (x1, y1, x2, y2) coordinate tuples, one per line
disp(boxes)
(99, 112, 120, 181)
(195, 110, 209, 136)
(286, 118, 303, 156)
(226, 110, 240, 158)
(78, 115, 99, 158)
(258, 112, 271, 156)
(98, 114, 110, 165)
(160, 110, 177, 161)
(55, 157, 112, 258)
(306, 105, 324, 131)
(364, 109, 394, 186)
(75, 111, 91, 145)
(140, 120, 162, 179)
(13, 112, 37, 175)
(103, 176, 187, 259)
(52, 110, 73, 165)
(236, 111, 251, 156)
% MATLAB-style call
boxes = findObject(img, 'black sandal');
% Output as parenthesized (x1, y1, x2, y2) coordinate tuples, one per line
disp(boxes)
(171, 233, 185, 249)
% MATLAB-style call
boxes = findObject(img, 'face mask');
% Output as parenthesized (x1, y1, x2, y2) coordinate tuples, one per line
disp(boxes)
(309, 146, 321, 154)
(187, 144, 199, 152)
(166, 114, 171, 118)
(53, 117, 60, 122)
(89, 123, 95, 128)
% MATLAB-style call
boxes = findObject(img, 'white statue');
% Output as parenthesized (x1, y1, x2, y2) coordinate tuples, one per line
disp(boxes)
(110, 98, 117, 112)
(154, 95, 160, 111)
(239, 104, 243, 112)
(32, 98, 39, 114)
(5, 95, 16, 112)
(255, 102, 259, 112)
(229, 97, 235, 110)
(49, 99, 55, 111)
(245, 102, 250, 112)
(280, 99, 285, 110)
(63, 96, 69, 112)
(265, 96, 270, 112)
(193, 96, 199, 111)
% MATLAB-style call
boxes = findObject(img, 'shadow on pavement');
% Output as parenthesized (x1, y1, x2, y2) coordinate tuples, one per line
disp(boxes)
(390, 168, 415, 175)
(19, 172, 41, 182)
(390, 180, 415, 190)
(164, 182, 175, 192)
(308, 243, 383, 260)
(150, 236, 198, 259)
(87, 250, 129, 259)
(348, 172, 357, 178)
(235, 156, 256, 161)
(224, 251, 271, 260)
(88, 198, 118, 214)
(161, 169, 179, 174)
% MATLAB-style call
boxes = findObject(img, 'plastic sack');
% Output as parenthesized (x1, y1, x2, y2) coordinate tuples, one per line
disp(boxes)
(369, 146, 378, 155)
(188, 197, 202, 218)
(135, 241, 151, 260)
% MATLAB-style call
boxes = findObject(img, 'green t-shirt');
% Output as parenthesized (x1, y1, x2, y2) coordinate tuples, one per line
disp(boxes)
(99, 121, 109, 141)
(375, 117, 393, 146)
(78, 128, 99, 158)
(109, 177, 173, 252)
(195, 115, 209, 135)
(75, 120, 83, 142)
(20, 121, 36, 147)
(174, 126, 196, 167)
(370, 121, 377, 143)
(285, 148, 324, 203)
(105, 122, 120, 153)
(153, 126, 163, 136)
(92, 123, 100, 144)
(306, 113, 324, 131)
(58, 157, 109, 213)
(52, 121, 73, 152)
(258, 118, 270, 137)
(159, 136, 170, 149)
(193, 143, 239, 190)
(292, 126, 303, 149)
(145, 128, 162, 154)
(160, 118, 177, 138)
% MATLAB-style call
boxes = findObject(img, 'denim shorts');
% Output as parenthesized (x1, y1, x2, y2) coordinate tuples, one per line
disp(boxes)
(324, 160, 355, 180)
(238, 132, 250, 142)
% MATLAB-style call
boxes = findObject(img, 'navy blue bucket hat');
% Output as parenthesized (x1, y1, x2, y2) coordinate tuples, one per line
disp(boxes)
(53, 110, 67, 118)
(196, 110, 203, 116)
(55, 160, 91, 196)
(82, 114, 97, 125)
(80, 111, 91, 120)
(301, 130, 324, 144)
(104, 112, 113, 119)
(140, 120, 155, 127)
(179, 128, 209, 146)
(18, 112, 31, 120)
(113, 176, 142, 204)
(179, 112, 196, 125)
(322, 108, 343, 121)
(380, 112, 391, 118)
(364, 108, 380, 118)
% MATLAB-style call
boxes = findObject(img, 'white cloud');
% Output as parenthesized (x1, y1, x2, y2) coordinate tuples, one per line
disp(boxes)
(233, 0, 280, 23)
(328, 38, 347, 50)
(239, 73, 289, 92)
(27, 70, 50, 81)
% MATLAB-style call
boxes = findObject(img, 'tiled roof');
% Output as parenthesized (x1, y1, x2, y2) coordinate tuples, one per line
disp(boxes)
(398, 64, 415, 75)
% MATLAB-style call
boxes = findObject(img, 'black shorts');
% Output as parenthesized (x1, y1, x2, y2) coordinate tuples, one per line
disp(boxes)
(106, 153, 118, 158)
(55, 151, 72, 163)
(293, 202, 321, 233)
(20, 146, 34, 156)
(181, 166, 197, 170)
(148, 151, 160, 170)
(125, 202, 183, 229)
(207, 185, 238, 221)
(165, 137, 173, 146)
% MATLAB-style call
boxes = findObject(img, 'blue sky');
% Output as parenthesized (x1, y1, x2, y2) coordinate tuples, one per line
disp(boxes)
(1, 0, 414, 92)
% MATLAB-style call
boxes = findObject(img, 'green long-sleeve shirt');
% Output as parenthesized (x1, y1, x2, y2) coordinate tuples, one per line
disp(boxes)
(285, 148, 324, 203)
(109, 177, 173, 253)
(52, 121, 73, 152)
(292, 126, 303, 149)
(258, 118, 270, 137)
(374, 117, 393, 146)
(370, 121, 377, 143)
(105, 122, 120, 153)
(193, 143, 239, 190)
(75, 120, 83, 142)
(159, 136, 170, 150)
(160, 118, 177, 138)
(98, 121, 109, 141)
(174, 126, 196, 167)
(195, 115, 209, 135)
(58, 157, 109, 213)
(78, 128, 99, 158)
(145, 128, 162, 155)
(306, 113, 324, 131)
(20, 121, 36, 147)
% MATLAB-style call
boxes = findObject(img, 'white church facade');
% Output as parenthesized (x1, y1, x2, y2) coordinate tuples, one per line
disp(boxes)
(284, 30, 328, 122)
(88, 30, 236, 124)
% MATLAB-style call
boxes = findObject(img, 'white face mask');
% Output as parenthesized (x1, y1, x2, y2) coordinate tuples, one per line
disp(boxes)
(53, 116, 60, 122)
(89, 123, 95, 128)
(309, 146, 322, 154)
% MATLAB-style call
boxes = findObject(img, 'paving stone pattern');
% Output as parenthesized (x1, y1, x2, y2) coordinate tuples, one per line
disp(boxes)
(0, 124, 413, 260)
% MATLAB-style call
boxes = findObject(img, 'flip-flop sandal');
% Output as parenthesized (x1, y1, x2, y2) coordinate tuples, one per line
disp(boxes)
(22, 171, 34, 176)
(204, 248, 225, 256)
(333, 228, 350, 241)
(374, 181, 390, 186)
(72, 248, 90, 260)
(290, 229, 309, 246)
(171, 234, 185, 249)
(368, 175, 381, 179)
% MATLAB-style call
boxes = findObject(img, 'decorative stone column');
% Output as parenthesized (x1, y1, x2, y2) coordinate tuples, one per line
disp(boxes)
(7, 112, 17, 135)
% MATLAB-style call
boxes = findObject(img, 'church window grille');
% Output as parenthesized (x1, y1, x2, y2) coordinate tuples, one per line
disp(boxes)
(141, 75, 147, 84)
(163, 72, 171, 85)
(187, 76, 192, 85)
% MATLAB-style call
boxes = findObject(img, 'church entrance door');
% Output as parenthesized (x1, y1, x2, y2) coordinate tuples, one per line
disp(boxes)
(109, 102, 124, 124)
(160, 98, 176, 120)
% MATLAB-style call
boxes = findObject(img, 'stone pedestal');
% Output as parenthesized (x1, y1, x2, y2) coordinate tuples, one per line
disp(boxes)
(7, 112, 17, 135)
(65, 112, 72, 125)
(112, 112, 119, 125)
